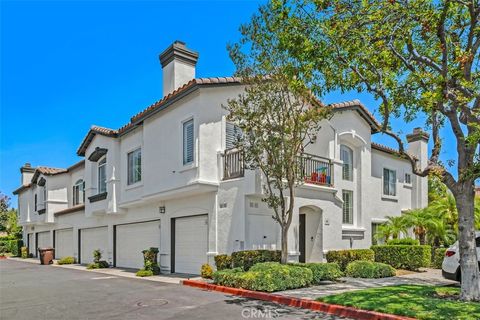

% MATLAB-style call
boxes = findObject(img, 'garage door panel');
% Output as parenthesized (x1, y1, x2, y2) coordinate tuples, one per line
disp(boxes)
(55, 229, 73, 259)
(116, 221, 160, 269)
(80, 227, 108, 265)
(37, 231, 50, 249)
(175, 215, 208, 274)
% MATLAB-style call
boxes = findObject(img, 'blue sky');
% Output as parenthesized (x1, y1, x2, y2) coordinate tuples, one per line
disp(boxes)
(0, 1, 459, 207)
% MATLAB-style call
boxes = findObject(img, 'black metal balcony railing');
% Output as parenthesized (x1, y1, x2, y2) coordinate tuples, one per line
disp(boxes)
(298, 153, 333, 187)
(223, 148, 244, 180)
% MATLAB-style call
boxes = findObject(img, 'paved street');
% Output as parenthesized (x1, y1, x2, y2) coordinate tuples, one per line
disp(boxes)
(0, 260, 350, 320)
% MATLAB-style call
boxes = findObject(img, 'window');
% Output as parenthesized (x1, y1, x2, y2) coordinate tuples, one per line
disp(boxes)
(383, 168, 397, 196)
(405, 173, 411, 184)
(34, 194, 37, 212)
(226, 122, 243, 149)
(127, 148, 142, 185)
(340, 145, 353, 181)
(73, 179, 85, 205)
(342, 190, 353, 224)
(183, 119, 194, 165)
(98, 157, 107, 194)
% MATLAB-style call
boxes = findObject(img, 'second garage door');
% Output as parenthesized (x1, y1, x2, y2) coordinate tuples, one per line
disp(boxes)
(173, 215, 208, 274)
(37, 231, 51, 250)
(115, 220, 161, 269)
(80, 227, 108, 264)
(55, 228, 74, 259)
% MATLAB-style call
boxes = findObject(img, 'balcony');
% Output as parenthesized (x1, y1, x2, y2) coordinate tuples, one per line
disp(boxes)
(223, 148, 244, 180)
(298, 153, 333, 187)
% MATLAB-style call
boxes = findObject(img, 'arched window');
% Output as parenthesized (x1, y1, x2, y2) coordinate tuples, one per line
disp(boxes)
(340, 145, 353, 181)
(73, 179, 85, 205)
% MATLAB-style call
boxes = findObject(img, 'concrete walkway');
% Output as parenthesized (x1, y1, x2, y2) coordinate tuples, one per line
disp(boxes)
(7, 257, 200, 284)
(278, 268, 458, 299)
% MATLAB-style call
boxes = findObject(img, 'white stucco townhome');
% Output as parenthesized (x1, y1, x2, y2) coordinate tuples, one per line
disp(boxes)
(13, 41, 428, 274)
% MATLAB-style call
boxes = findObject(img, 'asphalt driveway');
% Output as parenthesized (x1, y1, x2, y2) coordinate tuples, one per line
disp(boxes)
(0, 260, 349, 320)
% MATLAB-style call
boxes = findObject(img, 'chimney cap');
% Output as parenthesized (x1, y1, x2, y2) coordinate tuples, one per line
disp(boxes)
(20, 162, 35, 173)
(159, 41, 199, 68)
(407, 127, 429, 143)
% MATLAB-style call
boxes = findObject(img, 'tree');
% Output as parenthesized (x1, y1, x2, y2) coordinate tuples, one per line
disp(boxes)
(403, 208, 440, 245)
(374, 216, 409, 242)
(225, 74, 330, 263)
(234, 0, 480, 301)
(0, 192, 11, 233)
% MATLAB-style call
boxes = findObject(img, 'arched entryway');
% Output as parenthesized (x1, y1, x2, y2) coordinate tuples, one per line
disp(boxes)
(298, 205, 323, 263)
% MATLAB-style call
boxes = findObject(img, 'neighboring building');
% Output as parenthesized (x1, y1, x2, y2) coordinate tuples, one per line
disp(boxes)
(13, 41, 428, 274)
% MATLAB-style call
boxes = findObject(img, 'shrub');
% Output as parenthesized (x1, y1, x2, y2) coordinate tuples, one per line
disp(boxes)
(201, 263, 213, 279)
(142, 247, 160, 275)
(291, 263, 343, 283)
(57, 256, 75, 265)
(93, 249, 102, 263)
(212, 262, 313, 292)
(21, 246, 28, 259)
(371, 245, 431, 270)
(325, 249, 375, 271)
(0, 245, 7, 254)
(214, 254, 233, 270)
(345, 260, 396, 278)
(231, 250, 281, 271)
(387, 238, 420, 246)
(431, 248, 447, 269)
(0, 239, 23, 256)
(87, 260, 109, 269)
(136, 269, 154, 277)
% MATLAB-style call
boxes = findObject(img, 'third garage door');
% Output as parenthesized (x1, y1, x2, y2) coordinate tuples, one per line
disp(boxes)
(80, 227, 108, 264)
(55, 228, 74, 259)
(173, 215, 208, 274)
(115, 220, 160, 269)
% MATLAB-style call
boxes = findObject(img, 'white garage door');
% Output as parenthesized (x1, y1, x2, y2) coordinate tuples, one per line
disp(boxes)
(80, 227, 108, 264)
(37, 231, 51, 250)
(27, 233, 34, 256)
(174, 215, 208, 274)
(116, 221, 160, 269)
(55, 229, 74, 259)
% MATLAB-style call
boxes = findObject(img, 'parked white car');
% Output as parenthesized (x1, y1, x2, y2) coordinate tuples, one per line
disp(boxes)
(442, 231, 480, 281)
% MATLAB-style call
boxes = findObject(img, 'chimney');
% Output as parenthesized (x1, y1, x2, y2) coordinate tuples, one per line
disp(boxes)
(159, 41, 199, 97)
(407, 128, 429, 208)
(20, 162, 35, 185)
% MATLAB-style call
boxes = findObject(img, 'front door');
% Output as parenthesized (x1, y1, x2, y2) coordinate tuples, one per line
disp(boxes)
(299, 214, 306, 263)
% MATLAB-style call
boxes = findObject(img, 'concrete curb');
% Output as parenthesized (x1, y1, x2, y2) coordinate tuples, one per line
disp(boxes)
(182, 280, 415, 320)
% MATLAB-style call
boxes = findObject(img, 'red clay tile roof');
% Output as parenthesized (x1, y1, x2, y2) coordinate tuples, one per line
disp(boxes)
(54, 204, 85, 216)
(77, 125, 119, 156)
(371, 142, 417, 160)
(329, 99, 381, 132)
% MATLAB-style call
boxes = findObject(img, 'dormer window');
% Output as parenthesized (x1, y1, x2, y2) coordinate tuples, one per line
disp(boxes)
(340, 145, 353, 181)
(73, 179, 85, 205)
(98, 157, 107, 194)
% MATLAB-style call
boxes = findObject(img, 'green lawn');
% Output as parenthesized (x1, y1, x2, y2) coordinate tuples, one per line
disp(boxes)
(317, 285, 480, 320)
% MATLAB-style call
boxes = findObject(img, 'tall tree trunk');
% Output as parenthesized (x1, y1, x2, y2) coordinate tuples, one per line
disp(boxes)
(281, 226, 288, 264)
(455, 181, 480, 301)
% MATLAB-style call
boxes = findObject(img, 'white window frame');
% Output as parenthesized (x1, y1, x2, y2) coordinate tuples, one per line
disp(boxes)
(342, 190, 354, 225)
(340, 145, 353, 181)
(226, 121, 243, 150)
(404, 172, 412, 185)
(127, 148, 142, 185)
(382, 167, 397, 197)
(182, 118, 194, 166)
(73, 179, 85, 205)
(98, 157, 107, 194)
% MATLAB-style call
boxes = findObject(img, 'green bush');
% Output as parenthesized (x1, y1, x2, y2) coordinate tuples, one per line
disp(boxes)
(21, 246, 28, 259)
(325, 249, 375, 271)
(136, 269, 154, 277)
(212, 262, 313, 292)
(371, 245, 431, 270)
(292, 263, 343, 283)
(201, 263, 213, 279)
(387, 238, 420, 246)
(431, 248, 446, 269)
(0, 239, 23, 256)
(57, 256, 75, 265)
(345, 260, 396, 278)
(142, 247, 160, 275)
(0, 244, 7, 254)
(86, 260, 109, 269)
(214, 254, 233, 270)
(231, 250, 281, 271)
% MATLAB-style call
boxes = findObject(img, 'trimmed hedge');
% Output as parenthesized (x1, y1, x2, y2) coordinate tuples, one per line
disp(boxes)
(0, 239, 23, 256)
(212, 262, 313, 292)
(290, 262, 343, 283)
(57, 256, 75, 265)
(345, 260, 396, 278)
(431, 248, 447, 269)
(231, 250, 281, 271)
(371, 245, 431, 270)
(325, 249, 375, 271)
(387, 238, 419, 246)
(214, 254, 233, 270)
